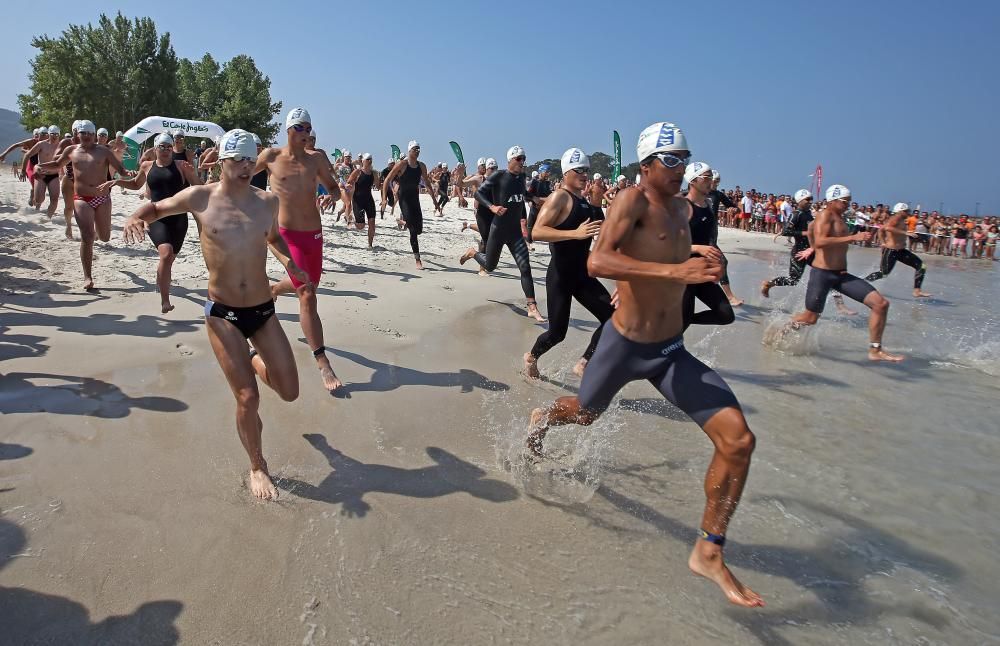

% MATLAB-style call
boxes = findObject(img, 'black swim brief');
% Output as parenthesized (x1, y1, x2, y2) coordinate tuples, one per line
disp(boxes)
(577, 321, 740, 426)
(204, 299, 275, 339)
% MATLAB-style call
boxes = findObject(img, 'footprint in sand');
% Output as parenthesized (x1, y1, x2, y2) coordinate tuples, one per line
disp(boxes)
(427, 305, 443, 312)
(175, 343, 194, 356)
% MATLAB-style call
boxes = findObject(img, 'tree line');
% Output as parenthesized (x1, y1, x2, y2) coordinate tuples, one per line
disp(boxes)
(17, 12, 282, 144)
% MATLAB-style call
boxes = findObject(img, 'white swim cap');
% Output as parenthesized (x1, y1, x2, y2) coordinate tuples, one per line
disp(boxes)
(476, 157, 486, 167)
(77, 120, 96, 134)
(251, 133, 262, 146)
(507, 145, 526, 161)
(593, 173, 602, 180)
(616, 174, 628, 183)
(794, 189, 812, 203)
(286, 107, 311, 129)
(72, 120, 81, 133)
(217, 129, 258, 162)
(561, 148, 590, 172)
(683, 161, 712, 184)
(33, 127, 41, 135)
(310, 130, 317, 140)
(636, 121, 688, 162)
(153, 133, 174, 147)
(171, 128, 185, 138)
(407, 140, 420, 151)
(97, 127, 109, 136)
(116, 131, 123, 137)
(825, 184, 851, 201)
(440, 161, 447, 168)
(711, 169, 720, 181)
(63, 133, 71, 139)
(892, 202, 909, 214)
(343, 149, 351, 157)
(47, 125, 60, 135)
(361, 152, 372, 161)
(485, 157, 498, 169)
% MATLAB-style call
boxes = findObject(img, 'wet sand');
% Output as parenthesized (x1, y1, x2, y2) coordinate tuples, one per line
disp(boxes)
(2, 173, 998, 644)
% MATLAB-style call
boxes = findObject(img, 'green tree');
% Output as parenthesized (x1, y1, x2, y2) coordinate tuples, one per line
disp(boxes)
(17, 13, 179, 134)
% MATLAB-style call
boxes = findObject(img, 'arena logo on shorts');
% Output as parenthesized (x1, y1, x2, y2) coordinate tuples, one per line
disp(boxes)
(661, 339, 684, 356)
(225, 311, 237, 321)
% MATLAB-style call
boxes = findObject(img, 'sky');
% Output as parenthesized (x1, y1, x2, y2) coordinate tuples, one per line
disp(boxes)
(2, 1, 998, 214)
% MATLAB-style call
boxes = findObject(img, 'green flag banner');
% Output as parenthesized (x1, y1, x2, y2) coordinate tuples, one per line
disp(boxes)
(333, 148, 343, 160)
(391, 145, 401, 161)
(612, 130, 621, 181)
(448, 141, 465, 165)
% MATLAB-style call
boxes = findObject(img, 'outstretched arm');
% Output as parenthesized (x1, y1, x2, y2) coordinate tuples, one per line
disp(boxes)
(122, 185, 203, 244)
(530, 190, 599, 243)
(20, 142, 43, 175)
(315, 155, 342, 200)
(104, 162, 148, 192)
(0, 138, 34, 161)
(35, 146, 74, 172)
(264, 197, 310, 286)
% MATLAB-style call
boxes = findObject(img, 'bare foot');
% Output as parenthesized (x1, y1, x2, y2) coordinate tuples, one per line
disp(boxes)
(572, 357, 588, 378)
(527, 302, 546, 323)
(461, 221, 468, 232)
(688, 543, 765, 608)
(83, 277, 95, 291)
(835, 303, 858, 316)
(248, 468, 279, 501)
(478, 268, 487, 277)
(459, 248, 477, 265)
(396, 218, 406, 230)
(869, 348, 904, 362)
(526, 407, 548, 457)
(914, 290, 932, 298)
(319, 365, 343, 393)
(415, 259, 424, 270)
(728, 297, 744, 306)
(161, 302, 175, 314)
(523, 353, 540, 379)
(760, 280, 771, 298)
(65, 229, 73, 240)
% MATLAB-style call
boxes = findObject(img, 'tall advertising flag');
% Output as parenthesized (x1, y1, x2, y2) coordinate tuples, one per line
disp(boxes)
(815, 165, 823, 198)
(449, 141, 465, 165)
(612, 130, 622, 181)
(391, 145, 401, 161)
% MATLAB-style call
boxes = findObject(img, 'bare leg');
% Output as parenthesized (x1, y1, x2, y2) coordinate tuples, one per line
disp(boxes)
(863, 291, 904, 361)
(45, 180, 59, 218)
(296, 283, 343, 392)
(156, 244, 176, 313)
(367, 218, 375, 248)
(526, 300, 546, 323)
(270, 276, 296, 299)
(686, 407, 764, 607)
(61, 178, 74, 239)
(572, 357, 588, 377)
(74, 200, 97, 290)
(526, 397, 597, 457)
(32, 180, 45, 213)
(721, 284, 743, 307)
(522, 352, 540, 379)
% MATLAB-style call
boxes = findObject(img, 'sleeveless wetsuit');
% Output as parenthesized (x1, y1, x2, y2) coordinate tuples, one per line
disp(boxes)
(530, 190, 613, 361)
(352, 169, 376, 221)
(397, 162, 424, 256)
(525, 177, 552, 242)
(437, 171, 450, 210)
(473, 169, 535, 299)
(146, 160, 189, 253)
(682, 199, 734, 330)
(380, 166, 395, 209)
(474, 173, 494, 252)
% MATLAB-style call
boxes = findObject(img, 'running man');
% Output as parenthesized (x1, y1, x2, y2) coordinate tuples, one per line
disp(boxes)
(37, 120, 128, 290)
(122, 129, 307, 501)
(54, 122, 82, 239)
(526, 121, 763, 607)
(101, 132, 202, 312)
(681, 162, 735, 330)
(20, 126, 62, 218)
(525, 162, 552, 243)
(1, 128, 43, 206)
(379, 158, 396, 219)
(760, 189, 855, 314)
(784, 185, 904, 362)
(523, 148, 612, 379)
(379, 141, 438, 270)
(254, 107, 344, 393)
(459, 146, 545, 322)
(434, 162, 450, 215)
(586, 173, 607, 211)
(863, 202, 933, 298)
(348, 153, 379, 248)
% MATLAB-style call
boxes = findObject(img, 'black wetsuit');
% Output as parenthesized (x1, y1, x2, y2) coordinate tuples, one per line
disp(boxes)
(473, 169, 535, 299)
(768, 207, 813, 287)
(172, 149, 191, 187)
(865, 247, 926, 288)
(397, 162, 424, 256)
(380, 165, 395, 212)
(525, 176, 552, 242)
(683, 199, 734, 331)
(436, 171, 450, 210)
(530, 190, 613, 362)
(475, 172, 495, 252)
(146, 160, 188, 253)
(706, 189, 734, 216)
(353, 169, 376, 221)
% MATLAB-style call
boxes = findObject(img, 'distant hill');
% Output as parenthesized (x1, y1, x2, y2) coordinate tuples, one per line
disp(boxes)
(0, 108, 30, 162)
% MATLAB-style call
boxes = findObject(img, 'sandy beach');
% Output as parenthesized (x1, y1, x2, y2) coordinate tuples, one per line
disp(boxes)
(2, 172, 999, 645)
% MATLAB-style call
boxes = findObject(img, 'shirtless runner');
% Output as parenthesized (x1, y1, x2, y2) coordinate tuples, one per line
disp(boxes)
(585, 173, 607, 213)
(20, 126, 62, 218)
(123, 129, 306, 501)
(785, 185, 904, 361)
(37, 120, 128, 290)
(863, 202, 933, 298)
(1, 128, 43, 207)
(527, 122, 763, 608)
(254, 107, 344, 393)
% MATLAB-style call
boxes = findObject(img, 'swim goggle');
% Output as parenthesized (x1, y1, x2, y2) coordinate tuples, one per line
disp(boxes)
(652, 152, 691, 169)
(290, 124, 312, 133)
(569, 167, 589, 175)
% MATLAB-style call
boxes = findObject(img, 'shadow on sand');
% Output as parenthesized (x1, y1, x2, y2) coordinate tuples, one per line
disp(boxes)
(329, 347, 509, 397)
(0, 372, 188, 418)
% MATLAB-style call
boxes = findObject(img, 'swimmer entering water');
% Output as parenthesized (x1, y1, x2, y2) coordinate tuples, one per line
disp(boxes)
(122, 129, 308, 501)
(527, 122, 763, 608)
(784, 185, 904, 362)
(863, 202, 933, 298)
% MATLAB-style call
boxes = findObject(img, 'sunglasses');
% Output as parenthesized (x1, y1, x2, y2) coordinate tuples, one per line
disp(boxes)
(653, 152, 690, 169)
(291, 124, 312, 133)
(569, 167, 589, 175)
(157, 144, 172, 150)
(226, 156, 255, 163)
(513, 155, 526, 162)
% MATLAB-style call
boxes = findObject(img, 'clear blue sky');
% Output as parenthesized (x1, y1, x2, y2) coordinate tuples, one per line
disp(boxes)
(3, 1, 998, 214)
